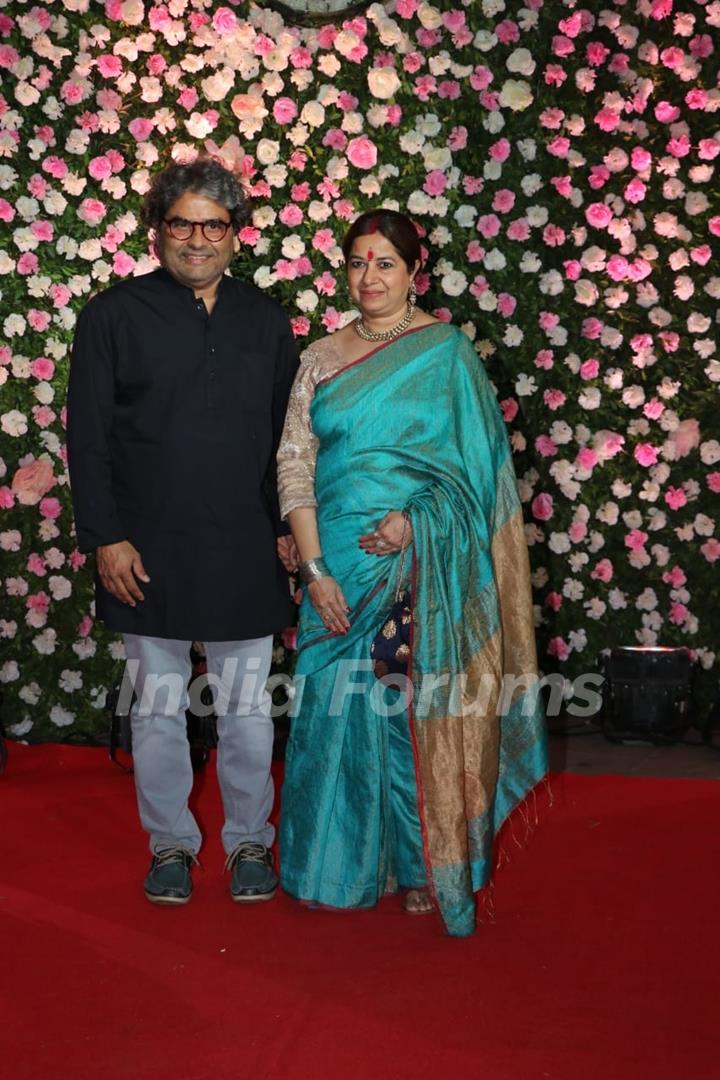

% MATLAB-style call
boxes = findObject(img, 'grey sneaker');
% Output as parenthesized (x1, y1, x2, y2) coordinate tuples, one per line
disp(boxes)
(144, 847, 197, 905)
(225, 842, 278, 903)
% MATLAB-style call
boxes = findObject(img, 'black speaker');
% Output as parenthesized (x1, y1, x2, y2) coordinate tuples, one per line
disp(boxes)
(602, 646, 692, 744)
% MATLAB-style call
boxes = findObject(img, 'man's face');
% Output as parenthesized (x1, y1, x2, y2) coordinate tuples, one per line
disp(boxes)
(155, 191, 236, 295)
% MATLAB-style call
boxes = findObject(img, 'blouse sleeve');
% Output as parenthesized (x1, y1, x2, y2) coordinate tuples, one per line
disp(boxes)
(276, 346, 320, 519)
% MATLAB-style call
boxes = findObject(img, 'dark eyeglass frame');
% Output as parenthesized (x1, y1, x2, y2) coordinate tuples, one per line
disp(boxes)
(163, 217, 233, 242)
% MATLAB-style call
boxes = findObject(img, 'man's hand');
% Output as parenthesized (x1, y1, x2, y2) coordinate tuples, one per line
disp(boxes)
(277, 534, 299, 572)
(96, 540, 150, 607)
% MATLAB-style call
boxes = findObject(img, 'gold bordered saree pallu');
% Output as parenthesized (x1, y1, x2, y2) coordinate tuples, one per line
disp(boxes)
(280, 323, 548, 936)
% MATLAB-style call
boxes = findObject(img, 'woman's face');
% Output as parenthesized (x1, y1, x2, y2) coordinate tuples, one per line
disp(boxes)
(346, 232, 418, 321)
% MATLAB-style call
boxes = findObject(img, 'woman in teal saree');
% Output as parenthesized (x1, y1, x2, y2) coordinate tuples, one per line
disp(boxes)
(276, 211, 547, 936)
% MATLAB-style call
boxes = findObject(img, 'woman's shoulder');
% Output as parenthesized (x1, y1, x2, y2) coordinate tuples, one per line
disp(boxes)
(299, 333, 343, 381)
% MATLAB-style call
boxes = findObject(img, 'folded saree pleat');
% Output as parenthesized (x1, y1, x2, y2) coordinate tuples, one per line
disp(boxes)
(279, 323, 547, 936)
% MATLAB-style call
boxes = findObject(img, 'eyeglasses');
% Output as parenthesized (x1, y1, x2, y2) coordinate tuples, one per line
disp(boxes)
(163, 217, 232, 242)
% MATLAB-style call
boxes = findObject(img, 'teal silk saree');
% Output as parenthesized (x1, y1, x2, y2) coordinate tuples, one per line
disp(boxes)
(280, 323, 548, 936)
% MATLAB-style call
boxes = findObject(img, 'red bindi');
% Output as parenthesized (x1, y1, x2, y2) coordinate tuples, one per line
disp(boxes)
(366, 249, 374, 261)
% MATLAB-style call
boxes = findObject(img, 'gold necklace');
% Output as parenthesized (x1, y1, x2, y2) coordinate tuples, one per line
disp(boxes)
(354, 302, 416, 342)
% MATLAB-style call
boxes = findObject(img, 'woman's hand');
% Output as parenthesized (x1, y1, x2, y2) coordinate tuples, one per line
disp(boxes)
(308, 576, 351, 634)
(358, 511, 413, 556)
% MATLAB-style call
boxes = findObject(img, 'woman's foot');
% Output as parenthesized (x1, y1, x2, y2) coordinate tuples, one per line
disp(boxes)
(404, 888, 434, 915)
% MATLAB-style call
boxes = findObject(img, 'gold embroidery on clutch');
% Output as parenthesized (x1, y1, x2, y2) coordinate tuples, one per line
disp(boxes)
(382, 620, 397, 639)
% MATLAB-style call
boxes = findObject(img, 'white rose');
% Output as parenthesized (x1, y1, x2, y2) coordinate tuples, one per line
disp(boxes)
(1, 410, 28, 436)
(519, 252, 542, 273)
(441, 270, 467, 297)
(499, 79, 533, 112)
(454, 205, 477, 228)
(574, 279, 599, 306)
(301, 101, 325, 129)
(520, 173, 543, 196)
(548, 532, 571, 554)
(296, 290, 318, 313)
(256, 139, 280, 165)
(483, 248, 506, 271)
(0, 660, 19, 683)
(50, 705, 76, 726)
(506, 48, 535, 76)
(515, 373, 537, 396)
(367, 68, 400, 100)
(422, 147, 452, 171)
(417, 3, 443, 29)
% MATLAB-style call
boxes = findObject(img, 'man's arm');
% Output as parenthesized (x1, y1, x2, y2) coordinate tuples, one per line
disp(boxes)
(66, 297, 126, 553)
(266, 319, 300, 540)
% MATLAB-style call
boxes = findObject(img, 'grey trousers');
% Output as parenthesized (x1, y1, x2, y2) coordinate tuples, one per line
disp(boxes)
(122, 634, 275, 855)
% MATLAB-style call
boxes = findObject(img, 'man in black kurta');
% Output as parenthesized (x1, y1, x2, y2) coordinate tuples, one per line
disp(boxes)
(67, 159, 298, 906)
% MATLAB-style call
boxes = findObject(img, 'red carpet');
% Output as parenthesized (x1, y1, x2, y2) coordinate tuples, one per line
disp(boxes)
(1, 745, 717, 1080)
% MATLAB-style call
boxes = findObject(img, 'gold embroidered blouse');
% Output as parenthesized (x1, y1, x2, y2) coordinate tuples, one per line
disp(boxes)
(277, 336, 349, 520)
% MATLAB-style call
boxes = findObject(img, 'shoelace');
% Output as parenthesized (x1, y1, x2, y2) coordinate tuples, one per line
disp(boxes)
(224, 842, 268, 872)
(154, 847, 199, 868)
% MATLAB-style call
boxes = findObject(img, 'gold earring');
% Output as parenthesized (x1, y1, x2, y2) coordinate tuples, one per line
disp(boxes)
(408, 280, 417, 307)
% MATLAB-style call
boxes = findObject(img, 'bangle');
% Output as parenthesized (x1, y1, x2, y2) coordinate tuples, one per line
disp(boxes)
(299, 557, 330, 585)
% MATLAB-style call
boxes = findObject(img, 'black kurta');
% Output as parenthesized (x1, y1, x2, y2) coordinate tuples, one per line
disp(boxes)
(66, 268, 298, 641)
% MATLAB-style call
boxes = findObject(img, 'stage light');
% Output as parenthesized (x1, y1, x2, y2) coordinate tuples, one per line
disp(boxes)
(602, 646, 692, 744)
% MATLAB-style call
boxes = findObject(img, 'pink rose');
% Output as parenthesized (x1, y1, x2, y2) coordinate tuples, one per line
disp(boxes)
(544, 389, 566, 411)
(39, 497, 61, 519)
(534, 350, 554, 370)
(545, 593, 563, 612)
(700, 539, 720, 563)
(77, 615, 94, 638)
(0, 487, 14, 510)
(654, 101, 680, 123)
(625, 530, 649, 551)
(290, 317, 310, 338)
(591, 559, 613, 583)
(634, 444, 659, 467)
(28, 309, 51, 332)
(31, 357, 54, 380)
(96, 54, 122, 78)
(492, 189, 515, 214)
(112, 251, 136, 277)
(707, 472, 720, 494)
(128, 117, 154, 142)
(579, 359, 599, 381)
(535, 435, 557, 457)
(662, 566, 686, 589)
(669, 419, 700, 458)
(585, 203, 613, 229)
(279, 205, 304, 227)
(212, 6, 237, 32)
(346, 136, 377, 170)
(78, 198, 107, 226)
(643, 399, 665, 421)
(594, 107, 620, 133)
(477, 214, 501, 239)
(664, 487, 688, 510)
(624, 179, 647, 204)
(423, 170, 447, 196)
(273, 98, 298, 125)
(500, 398, 519, 423)
(547, 637, 571, 661)
(497, 293, 516, 317)
(488, 138, 510, 162)
(569, 520, 588, 543)
(576, 448, 598, 471)
(17, 253, 39, 275)
(11, 457, 54, 505)
(669, 603, 689, 626)
(531, 493, 554, 522)
(594, 431, 625, 461)
(27, 553, 47, 577)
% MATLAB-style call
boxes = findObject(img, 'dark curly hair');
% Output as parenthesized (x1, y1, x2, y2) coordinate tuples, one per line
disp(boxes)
(141, 157, 251, 233)
(341, 209, 422, 271)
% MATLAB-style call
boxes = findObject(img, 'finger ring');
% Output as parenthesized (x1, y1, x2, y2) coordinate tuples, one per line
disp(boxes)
(376, 539, 387, 549)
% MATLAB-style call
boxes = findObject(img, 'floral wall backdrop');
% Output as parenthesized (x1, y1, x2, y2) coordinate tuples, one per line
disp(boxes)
(0, 0, 718, 740)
